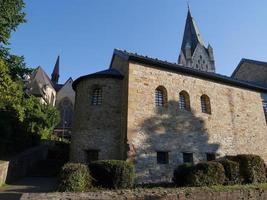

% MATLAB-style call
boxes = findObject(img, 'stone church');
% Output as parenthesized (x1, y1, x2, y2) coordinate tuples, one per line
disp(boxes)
(70, 8, 267, 183)
(25, 56, 75, 137)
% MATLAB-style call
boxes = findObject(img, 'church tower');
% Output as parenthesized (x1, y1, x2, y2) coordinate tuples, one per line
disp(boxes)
(51, 55, 60, 84)
(178, 7, 215, 72)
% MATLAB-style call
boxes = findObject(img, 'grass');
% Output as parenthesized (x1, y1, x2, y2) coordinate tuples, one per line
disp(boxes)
(0, 183, 9, 189)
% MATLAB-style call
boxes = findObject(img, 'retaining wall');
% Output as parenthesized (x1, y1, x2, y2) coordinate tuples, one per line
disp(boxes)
(21, 188, 267, 200)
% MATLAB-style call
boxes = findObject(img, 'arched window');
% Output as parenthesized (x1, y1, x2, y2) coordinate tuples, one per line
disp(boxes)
(155, 86, 167, 107)
(58, 97, 74, 128)
(179, 90, 190, 111)
(91, 87, 102, 105)
(200, 94, 211, 114)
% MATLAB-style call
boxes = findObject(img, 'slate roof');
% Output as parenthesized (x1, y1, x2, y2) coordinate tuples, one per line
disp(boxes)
(231, 58, 267, 78)
(52, 56, 60, 76)
(181, 8, 206, 55)
(54, 84, 64, 92)
(73, 49, 267, 93)
(112, 49, 267, 93)
(72, 68, 124, 90)
(29, 66, 54, 89)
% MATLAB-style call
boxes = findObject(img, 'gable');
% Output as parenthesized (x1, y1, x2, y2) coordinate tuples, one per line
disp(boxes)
(232, 59, 267, 88)
(191, 44, 211, 72)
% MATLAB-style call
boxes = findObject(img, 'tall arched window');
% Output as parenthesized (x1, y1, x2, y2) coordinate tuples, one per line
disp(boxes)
(58, 97, 74, 128)
(200, 94, 211, 114)
(179, 90, 190, 111)
(155, 86, 167, 107)
(91, 87, 102, 105)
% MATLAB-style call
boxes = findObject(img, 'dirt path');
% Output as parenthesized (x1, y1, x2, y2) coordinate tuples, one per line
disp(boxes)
(0, 177, 57, 200)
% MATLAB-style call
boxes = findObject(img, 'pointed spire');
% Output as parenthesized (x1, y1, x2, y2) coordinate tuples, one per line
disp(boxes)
(180, 7, 205, 56)
(51, 55, 60, 84)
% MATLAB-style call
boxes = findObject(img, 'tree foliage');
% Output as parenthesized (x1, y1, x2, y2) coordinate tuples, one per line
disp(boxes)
(0, 0, 26, 45)
(0, 59, 60, 158)
(0, 59, 25, 119)
(0, 0, 31, 80)
(0, 0, 61, 158)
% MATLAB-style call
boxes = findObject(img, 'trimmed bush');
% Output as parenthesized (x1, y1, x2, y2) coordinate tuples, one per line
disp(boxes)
(188, 161, 225, 187)
(89, 160, 134, 189)
(227, 154, 266, 184)
(217, 160, 241, 185)
(58, 163, 92, 192)
(173, 163, 194, 186)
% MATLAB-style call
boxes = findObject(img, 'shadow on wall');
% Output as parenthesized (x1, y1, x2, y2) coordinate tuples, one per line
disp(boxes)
(129, 100, 220, 183)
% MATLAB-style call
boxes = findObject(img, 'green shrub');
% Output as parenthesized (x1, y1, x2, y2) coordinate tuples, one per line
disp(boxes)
(188, 161, 225, 187)
(89, 160, 134, 189)
(173, 163, 194, 186)
(217, 160, 241, 185)
(58, 163, 92, 192)
(227, 154, 266, 184)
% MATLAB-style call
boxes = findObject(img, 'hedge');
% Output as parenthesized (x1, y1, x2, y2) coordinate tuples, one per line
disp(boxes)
(217, 159, 241, 185)
(188, 161, 225, 187)
(58, 163, 92, 192)
(89, 160, 134, 189)
(227, 154, 266, 184)
(173, 161, 225, 187)
(173, 163, 194, 186)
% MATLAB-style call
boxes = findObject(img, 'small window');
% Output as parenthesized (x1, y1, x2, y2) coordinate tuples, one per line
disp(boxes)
(206, 153, 216, 161)
(155, 86, 167, 107)
(183, 152, 193, 163)
(263, 101, 267, 122)
(86, 150, 99, 163)
(179, 91, 190, 111)
(157, 151, 169, 164)
(91, 88, 102, 105)
(201, 94, 211, 114)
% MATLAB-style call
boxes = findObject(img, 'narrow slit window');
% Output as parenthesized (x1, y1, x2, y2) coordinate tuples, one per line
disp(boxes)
(91, 88, 102, 105)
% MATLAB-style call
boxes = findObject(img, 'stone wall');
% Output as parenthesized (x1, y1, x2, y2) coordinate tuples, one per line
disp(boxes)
(0, 161, 9, 185)
(127, 61, 267, 183)
(70, 77, 124, 162)
(21, 188, 267, 200)
(5, 145, 48, 183)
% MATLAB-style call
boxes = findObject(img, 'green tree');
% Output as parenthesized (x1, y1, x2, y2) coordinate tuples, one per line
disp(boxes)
(22, 96, 60, 139)
(0, 59, 24, 119)
(0, 0, 31, 80)
(0, 0, 26, 45)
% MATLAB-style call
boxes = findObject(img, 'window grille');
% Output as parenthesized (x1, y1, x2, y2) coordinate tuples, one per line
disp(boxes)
(155, 86, 167, 107)
(91, 88, 102, 105)
(179, 94, 186, 110)
(201, 95, 211, 114)
(183, 152, 193, 163)
(206, 153, 216, 161)
(157, 151, 169, 164)
(86, 150, 99, 163)
(155, 89, 164, 107)
(179, 91, 190, 111)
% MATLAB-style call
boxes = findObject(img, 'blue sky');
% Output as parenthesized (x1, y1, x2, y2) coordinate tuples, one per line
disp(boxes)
(9, 0, 267, 83)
